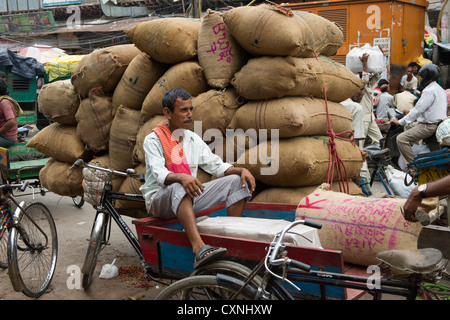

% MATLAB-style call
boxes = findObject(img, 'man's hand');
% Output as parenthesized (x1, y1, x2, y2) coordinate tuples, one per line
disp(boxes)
(390, 118, 400, 126)
(402, 187, 421, 222)
(360, 53, 369, 72)
(225, 167, 256, 195)
(360, 52, 369, 63)
(240, 168, 256, 195)
(178, 174, 205, 198)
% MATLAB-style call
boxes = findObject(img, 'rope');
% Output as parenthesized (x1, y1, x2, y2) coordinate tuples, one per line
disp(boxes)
(314, 52, 355, 194)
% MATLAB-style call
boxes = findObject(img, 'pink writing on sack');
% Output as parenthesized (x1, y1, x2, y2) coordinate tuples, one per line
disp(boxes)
(206, 22, 234, 63)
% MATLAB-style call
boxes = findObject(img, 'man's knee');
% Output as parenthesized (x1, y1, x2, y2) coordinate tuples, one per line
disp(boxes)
(396, 132, 409, 145)
(222, 174, 244, 190)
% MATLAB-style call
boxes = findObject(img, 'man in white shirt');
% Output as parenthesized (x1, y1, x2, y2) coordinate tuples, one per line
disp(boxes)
(340, 85, 372, 195)
(140, 88, 255, 269)
(359, 53, 383, 145)
(374, 80, 395, 121)
(399, 66, 418, 93)
(391, 64, 447, 165)
(340, 84, 365, 147)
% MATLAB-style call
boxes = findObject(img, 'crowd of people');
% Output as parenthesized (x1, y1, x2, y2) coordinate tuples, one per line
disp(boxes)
(340, 54, 449, 223)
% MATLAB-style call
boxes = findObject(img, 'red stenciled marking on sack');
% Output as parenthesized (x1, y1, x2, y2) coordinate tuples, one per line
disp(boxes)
(206, 23, 234, 63)
(96, 52, 108, 74)
(297, 196, 325, 210)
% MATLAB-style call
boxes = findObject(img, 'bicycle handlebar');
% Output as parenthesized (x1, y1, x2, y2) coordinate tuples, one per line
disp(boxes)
(72, 159, 145, 182)
(268, 219, 322, 272)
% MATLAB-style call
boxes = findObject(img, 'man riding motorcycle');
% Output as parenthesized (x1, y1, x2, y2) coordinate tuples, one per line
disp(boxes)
(390, 64, 447, 166)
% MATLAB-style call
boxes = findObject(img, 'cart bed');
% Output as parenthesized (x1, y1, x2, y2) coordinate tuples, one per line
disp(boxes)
(133, 202, 367, 300)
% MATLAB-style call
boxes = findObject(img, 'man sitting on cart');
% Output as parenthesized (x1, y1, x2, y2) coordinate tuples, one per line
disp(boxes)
(0, 78, 18, 148)
(140, 88, 256, 269)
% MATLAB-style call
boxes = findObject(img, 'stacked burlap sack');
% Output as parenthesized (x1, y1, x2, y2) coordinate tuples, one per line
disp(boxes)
(30, 4, 365, 218)
(220, 4, 365, 204)
(295, 184, 439, 266)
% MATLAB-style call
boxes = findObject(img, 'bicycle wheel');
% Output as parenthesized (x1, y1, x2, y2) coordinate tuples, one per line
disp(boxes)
(72, 196, 84, 208)
(0, 208, 11, 269)
(191, 260, 263, 288)
(7, 202, 57, 298)
(81, 212, 107, 289)
(156, 275, 255, 300)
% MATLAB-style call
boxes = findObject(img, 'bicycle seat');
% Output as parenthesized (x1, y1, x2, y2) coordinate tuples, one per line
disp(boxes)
(366, 148, 390, 160)
(376, 248, 444, 274)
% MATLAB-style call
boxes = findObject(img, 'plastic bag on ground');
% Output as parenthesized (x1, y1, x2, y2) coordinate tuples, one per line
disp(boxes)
(99, 259, 119, 279)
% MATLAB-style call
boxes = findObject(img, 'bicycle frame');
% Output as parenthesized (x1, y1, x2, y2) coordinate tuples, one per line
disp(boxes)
(95, 181, 146, 262)
(222, 219, 441, 300)
(1, 185, 49, 250)
(269, 266, 418, 300)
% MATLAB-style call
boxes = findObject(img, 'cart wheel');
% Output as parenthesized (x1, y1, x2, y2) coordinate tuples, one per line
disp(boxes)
(72, 196, 84, 208)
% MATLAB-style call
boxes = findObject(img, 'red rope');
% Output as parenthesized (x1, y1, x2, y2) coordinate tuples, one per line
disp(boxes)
(314, 53, 354, 194)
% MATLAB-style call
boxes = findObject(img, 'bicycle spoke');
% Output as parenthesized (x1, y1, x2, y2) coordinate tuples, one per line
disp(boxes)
(8, 202, 57, 297)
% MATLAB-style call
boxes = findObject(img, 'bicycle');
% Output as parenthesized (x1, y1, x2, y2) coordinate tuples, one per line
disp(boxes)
(0, 181, 57, 298)
(72, 159, 263, 290)
(156, 219, 449, 300)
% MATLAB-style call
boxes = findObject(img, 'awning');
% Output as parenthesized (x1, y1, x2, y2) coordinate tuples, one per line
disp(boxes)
(40, 16, 152, 34)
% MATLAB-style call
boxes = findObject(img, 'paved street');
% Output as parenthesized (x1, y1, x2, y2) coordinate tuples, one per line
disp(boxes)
(0, 190, 164, 300)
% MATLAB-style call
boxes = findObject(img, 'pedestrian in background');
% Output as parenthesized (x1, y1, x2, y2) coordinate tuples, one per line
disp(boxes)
(0, 78, 18, 147)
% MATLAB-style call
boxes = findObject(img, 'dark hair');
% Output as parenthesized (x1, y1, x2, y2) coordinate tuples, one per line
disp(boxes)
(162, 89, 191, 112)
(0, 78, 9, 95)
(408, 62, 420, 69)
(0, 71, 5, 80)
(377, 79, 389, 88)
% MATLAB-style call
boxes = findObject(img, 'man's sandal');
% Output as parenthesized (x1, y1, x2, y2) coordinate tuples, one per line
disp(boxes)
(193, 245, 227, 269)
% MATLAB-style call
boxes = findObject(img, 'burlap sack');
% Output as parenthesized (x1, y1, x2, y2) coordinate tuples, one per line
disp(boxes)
(235, 135, 363, 187)
(251, 181, 364, 205)
(109, 106, 142, 172)
(228, 97, 353, 138)
(39, 158, 83, 197)
(112, 52, 167, 115)
(75, 87, 113, 152)
(198, 9, 248, 89)
(132, 115, 166, 165)
(125, 18, 201, 64)
(141, 61, 209, 119)
(295, 184, 439, 266)
(37, 79, 80, 125)
(115, 163, 146, 210)
(223, 4, 314, 57)
(231, 55, 364, 102)
(292, 10, 343, 57)
(190, 88, 243, 136)
(27, 123, 92, 163)
(71, 44, 141, 98)
(222, 129, 257, 163)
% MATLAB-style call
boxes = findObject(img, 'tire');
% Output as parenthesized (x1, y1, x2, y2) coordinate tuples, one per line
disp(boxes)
(0, 207, 11, 269)
(190, 260, 263, 288)
(155, 275, 255, 300)
(72, 196, 85, 208)
(7, 202, 57, 298)
(81, 212, 107, 289)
